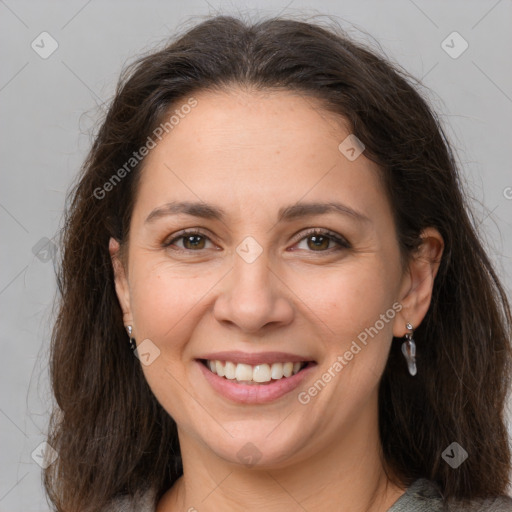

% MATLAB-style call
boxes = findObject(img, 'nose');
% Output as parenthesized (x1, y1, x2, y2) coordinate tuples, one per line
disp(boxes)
(212, 248, 294, 334)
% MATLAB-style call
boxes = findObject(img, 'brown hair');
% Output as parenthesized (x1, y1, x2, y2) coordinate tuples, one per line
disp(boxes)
(44, 14, 512, 511)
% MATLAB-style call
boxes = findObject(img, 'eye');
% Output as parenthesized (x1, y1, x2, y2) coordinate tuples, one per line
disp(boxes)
(292, 228, 351, 253)
(163, 229, 216, 251)
(163, 228, 351, 254)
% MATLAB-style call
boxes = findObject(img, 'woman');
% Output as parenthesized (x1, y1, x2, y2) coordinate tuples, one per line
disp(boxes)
(44, 14, 512, 512)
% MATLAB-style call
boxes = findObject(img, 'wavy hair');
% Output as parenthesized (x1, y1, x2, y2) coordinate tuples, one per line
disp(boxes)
(44, 14, 512, 511)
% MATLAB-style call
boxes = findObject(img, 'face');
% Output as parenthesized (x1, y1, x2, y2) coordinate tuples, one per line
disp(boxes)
(111, 88, 424, 469)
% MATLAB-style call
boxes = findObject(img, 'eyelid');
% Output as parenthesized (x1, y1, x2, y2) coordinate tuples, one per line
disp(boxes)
(163, 227, 351, 252)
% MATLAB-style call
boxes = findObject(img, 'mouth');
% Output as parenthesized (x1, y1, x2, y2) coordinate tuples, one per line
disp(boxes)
(195, 352, 318, 405)
(198, 359, 316, 385)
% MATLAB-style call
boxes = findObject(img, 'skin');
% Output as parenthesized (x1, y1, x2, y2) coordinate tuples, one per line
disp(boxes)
(110, 88, 444, 512)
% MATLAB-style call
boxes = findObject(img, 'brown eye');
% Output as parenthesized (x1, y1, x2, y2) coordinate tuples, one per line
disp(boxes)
(163, 230, 214, 251)
(294, 229, 350, 253)
(181, 234, 207, 250)
(305, 234, 331, 251)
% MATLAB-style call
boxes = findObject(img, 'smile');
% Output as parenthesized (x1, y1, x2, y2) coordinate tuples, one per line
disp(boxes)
(196, 358, 318, 404)
(201, 359, 311, 384)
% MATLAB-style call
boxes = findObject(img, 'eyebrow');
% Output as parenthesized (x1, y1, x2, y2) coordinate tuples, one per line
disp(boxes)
(144, 200, 371, 225)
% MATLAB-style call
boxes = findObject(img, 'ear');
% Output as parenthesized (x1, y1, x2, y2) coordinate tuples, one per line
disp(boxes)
(109, 237, 133, 326)
(393, 227, 444, 337)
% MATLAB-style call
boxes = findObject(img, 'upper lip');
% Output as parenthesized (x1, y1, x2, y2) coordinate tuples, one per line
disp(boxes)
(197, 351, 316, 366)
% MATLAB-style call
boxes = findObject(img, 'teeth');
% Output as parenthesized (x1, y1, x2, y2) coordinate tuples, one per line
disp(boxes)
(205, 359, 306, 383)
(224, 361, 236, 379)
(283, 362, 294, 377)
(253, 364, 271, 383)
(215, 360, 225, 377)
(235, 363, 253, 381)
(271, 362, 283, 379)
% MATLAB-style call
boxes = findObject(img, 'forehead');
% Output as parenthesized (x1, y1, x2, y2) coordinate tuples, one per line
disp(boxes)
(163, 87, 349, 154)
(134, 87, 386, 221)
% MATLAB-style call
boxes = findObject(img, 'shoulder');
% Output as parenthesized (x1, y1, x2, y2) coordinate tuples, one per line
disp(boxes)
(388, 478, 512, 512)
(445, 494, 512, 511)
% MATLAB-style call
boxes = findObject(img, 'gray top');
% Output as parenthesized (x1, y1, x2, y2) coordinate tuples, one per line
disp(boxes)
(104, 478, 512, 511)
(387, 478, 512, 511)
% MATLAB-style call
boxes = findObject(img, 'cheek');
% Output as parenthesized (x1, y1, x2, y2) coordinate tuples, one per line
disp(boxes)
(289, 259, 399, 386)
(289, 259, 398, 332)
(128, 257, 219, 339)
(128, 262, 205, 420)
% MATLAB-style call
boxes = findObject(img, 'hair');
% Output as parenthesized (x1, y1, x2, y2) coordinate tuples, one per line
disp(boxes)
(44, 13, 512, 511)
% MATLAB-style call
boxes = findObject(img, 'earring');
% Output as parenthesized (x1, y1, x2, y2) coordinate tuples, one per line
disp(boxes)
(401, 322, 417, 376)
(126, 325, 137, 351)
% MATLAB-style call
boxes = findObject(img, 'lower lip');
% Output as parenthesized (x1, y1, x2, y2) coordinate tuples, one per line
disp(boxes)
(196, 360, 317, 404)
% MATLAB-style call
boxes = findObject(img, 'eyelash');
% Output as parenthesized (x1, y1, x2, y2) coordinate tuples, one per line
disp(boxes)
(162, 228, 351, 254)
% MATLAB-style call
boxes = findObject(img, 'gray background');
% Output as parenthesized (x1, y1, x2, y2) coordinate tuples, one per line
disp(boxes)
(1, 0, 511, 509)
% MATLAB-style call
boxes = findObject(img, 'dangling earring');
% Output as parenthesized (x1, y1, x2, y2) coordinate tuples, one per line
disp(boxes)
(401, 322, 417, 376)
(126, 325, 137, 351)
